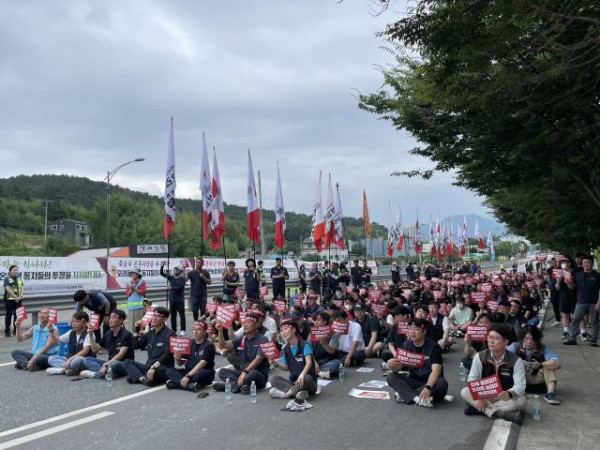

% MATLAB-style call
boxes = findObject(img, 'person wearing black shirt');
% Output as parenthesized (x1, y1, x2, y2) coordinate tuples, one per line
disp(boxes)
(306, 263, 321, 294)
(354, 305, 383, 357)
(362, 265, 373, 287)
(124, 307, 175, 386)
(73, 289, 117, 341)
(77, 309, 134, 379)
(565, 255, 600, 346)
(270, 257, 289, 300)
(350, 260, 364, 287)
(244, 259, 261, 301)
(387, 318, 448, 408)
(222, 261, 240, 300)
(160, 263, 187, 335)
(321, 261, 330, 296)
(329, 262, 340, 291)
(391, 262, 401, 285)
(186, 258, 212, 321)
(166, 321, 216, 392)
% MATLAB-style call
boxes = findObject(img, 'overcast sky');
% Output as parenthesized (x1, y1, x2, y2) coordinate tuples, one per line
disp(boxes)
(0, 0, 492, 227)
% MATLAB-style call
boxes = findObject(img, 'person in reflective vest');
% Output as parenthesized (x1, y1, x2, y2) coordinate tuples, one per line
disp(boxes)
(46, 312, 93, 376)
(4, 265, 24, 337)
(123, 268, 146, 332)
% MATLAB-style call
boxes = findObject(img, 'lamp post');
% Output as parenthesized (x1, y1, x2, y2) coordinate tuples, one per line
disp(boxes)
(105, 158, 145, 260)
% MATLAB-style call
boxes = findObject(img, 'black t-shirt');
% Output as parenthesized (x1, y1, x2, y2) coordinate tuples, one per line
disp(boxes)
(188, 269, 211, 298)
(223, 272, 240, 296)
(363, 267, 372, 283)
(270, 266, 289, 288)
(351, 267, 363, 285)
(244, 269, 260, 295)
(575, 270, 600, 304)
(356, 315, 380, 345)
(187, 338, 216, 372)
(101, 327, 134, 360)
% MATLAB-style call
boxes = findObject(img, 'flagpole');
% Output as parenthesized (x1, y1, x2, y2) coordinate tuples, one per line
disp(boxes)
(335, 183, 348, 253)
(222, 235, 227, 266)
(200, 207, 204, 258)
(166, 235, 170, 309)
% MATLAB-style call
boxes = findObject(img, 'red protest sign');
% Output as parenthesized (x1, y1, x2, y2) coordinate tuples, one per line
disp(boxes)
(432, 290, 444, 300)
(394, 348, 425, 368)
(402, 289, 412, 299)
(331, 320, 349, 335)
(371, 303, 388, 317)
(260, 285, 269, 296)
(494, 280, 504, 287)
(450, 281, 460, 288)
(206, 302, 217, 315)
(293, 297, 303, 307)
(480, 283, 493, 293)
(207, 323, 215, 335)
(395, 320, 409, 335)
(467, 325, 489, 342)
(273, 300, 287, 314)
(216, 305, 236, 328)
(310, 325, 331, 342)
(89, 314, 101, 330)
(563, 271, 573, 283)
(359, 288, 367, 296)
(258, 341, 280, 358)
(332, 299, 343, 308)
(48, 308, 58, 324)
(16, 306, 27, 321)
(420, 276, 427, 282)
(471, 292, 488, 304)
(169, 336, 192, 354)
(467, 374, 502, 400)
(141, 310, 154, 326)
(431, 277, 440, 283)
(487, 301, 499, 312)
(552, 269, 563, 279)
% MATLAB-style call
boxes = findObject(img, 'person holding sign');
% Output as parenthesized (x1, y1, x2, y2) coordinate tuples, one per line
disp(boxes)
(4, 264, 24, 337)
(73, 290, 117, 341)
(12, 307, 60, 371)
(461, 323, 526, 425)
(166, 321, 215, 392)
(160, 263, 187, 336)
(269, 320, 317, 402)
(334, 310, 366, 368)
(353, 304, 384, 358)
(46, 312, 94, 376)
(381, 306, 412, 367)
(75, 309, 134, 379)
(387, 318, 448, 408)
(310, 312, 342, 380)
(213, 312, 269, 395)
(123, 306, 175, 386)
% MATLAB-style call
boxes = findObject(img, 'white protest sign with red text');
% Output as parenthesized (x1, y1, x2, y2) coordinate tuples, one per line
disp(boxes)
(310, 325, 331, 342)
(48, 308, 58, 324)
(16, 306, 27, 321)
(331, 321, 349, 335)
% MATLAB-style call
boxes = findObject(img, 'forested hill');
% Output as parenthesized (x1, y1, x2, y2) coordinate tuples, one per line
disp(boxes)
(0, 174, 387, 256)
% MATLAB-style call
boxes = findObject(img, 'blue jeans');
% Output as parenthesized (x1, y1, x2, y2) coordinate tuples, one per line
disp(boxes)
(527, 317, 540, 326)
(318, 359, 343, 376)
(70, 356, 127, 378)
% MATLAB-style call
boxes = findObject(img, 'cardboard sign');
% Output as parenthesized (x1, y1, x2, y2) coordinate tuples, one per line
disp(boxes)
(471, 292, 487, 304)
(140, 310, 154, 326)
(467, 325, 489, 342)
(89, 313, 101, 331)
(48, 308, 58, 324)
(169, 336, 192, 354)
(206, 302, 217, 315)
(331, 321, 349, 335)
(371, 303, 388, 317)
(258, 341, 280, 358)
(487, 301, 499, 312)
(273, 299, 287, 314)
(480, 283, 493, 293)
(467, 374, 502, 400)
(394, 348, 425, 368)
(16, 306, 27, 321)
(310, 325, 331, 342)
(216, 305, 236, 329)
(395, 320, 409, 335)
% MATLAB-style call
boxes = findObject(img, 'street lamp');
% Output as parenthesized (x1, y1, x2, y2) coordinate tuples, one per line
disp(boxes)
(105, 158, 145, 260)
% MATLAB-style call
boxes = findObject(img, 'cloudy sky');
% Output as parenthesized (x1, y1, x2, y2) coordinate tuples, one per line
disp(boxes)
(0, 0, 491, 227)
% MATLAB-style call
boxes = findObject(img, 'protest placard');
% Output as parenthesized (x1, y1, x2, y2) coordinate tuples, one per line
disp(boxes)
(467, 374, 502, 400)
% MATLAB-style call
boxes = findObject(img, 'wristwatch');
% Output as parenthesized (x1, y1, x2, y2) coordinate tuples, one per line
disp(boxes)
(424, 385, 432, 390)
(242, 369, 249, 374)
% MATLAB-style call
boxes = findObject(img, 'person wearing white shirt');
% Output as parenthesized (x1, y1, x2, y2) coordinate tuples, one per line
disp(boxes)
(334, 310, 365, 367)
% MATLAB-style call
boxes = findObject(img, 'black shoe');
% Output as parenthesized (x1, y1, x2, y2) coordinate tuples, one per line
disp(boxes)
(563, 340, 577, 346)
(187, 382, 201, 393)
(5, 332, 11, 338)
(212, 382, 225, 392)
(239, 384, 250, 395)
(590, 342, 598, 348)
(464, 404, 480, 416)
(139, 376, 148, 386)
(14, 363, 23, 370)
(498, 410, 523, 425)
(165, 380, 176, 390)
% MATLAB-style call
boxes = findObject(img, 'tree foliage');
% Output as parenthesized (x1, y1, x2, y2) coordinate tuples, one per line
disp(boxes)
(359, 0, 600, 253)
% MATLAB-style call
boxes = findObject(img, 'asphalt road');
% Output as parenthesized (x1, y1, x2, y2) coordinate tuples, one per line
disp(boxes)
(0, 332, 493, 450)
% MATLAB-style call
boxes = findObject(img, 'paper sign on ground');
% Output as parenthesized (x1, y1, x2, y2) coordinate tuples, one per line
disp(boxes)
(348, 388, 390, 400)
(355, 367, 375, 373)
(359, 380, 388, 388)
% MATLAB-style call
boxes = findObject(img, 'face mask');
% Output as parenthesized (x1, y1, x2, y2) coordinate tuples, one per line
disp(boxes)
(560, 263, 567, 269)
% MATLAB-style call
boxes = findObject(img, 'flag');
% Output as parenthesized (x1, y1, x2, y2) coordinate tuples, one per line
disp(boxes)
(487, 231, 495, 260)
(475, 220, 485, 249)
(246, 150, 260, 243)
(311, 171, 325, 252)
(362, 190, 372, 238)
(413, 209, 421, 254)
(163, 118, 176, 240)
(387, 202, 396, 256)
(210, 149, 225, 250)
(429, 216, 436, 257)
(446, 219, 454, 256)
(396, 204, 404, 251)
(200, 132, 212, 240)
(324, 174, 335, 248)
(333, 182, 345, 250)
(459, 216, 467, 257)
(274, 162, 285, 248)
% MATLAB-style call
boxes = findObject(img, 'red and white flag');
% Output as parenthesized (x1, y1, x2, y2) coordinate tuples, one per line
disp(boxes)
(246, 150, 260, 243)
(274, 162, 285, 248)
(333, 182, 345, 249)
(446, 219, 454, 256)
(396, 204, 404, 251)
(210, 149, 225, 250)
(163, 118, 176, 240)
(429, 216, 436, 257)
(387, 202, 396, 256)
(459, 216, 467, 256)
(413, 209, 421, 254)
(324, 174, 336, 248)
(475, 220, 485, 249)
(200, 132, 212, 240)
(311, 171, 325, 252)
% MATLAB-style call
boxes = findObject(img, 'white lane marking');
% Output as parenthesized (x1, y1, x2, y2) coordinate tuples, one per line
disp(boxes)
(483, 419, 513, 450)
(0, 386, 164, 438)
(0, 412, 115, 449)
(0, 362, 15, 367)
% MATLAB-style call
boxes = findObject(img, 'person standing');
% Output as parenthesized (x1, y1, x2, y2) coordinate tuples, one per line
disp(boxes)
(391, 261, 401, 285)
(124, 268, 146, 333)
(270, 257, 289, 300)
(4, 265, 24, 337)
(243, 259, 261, 301)
(222, 261, 240, 301)
(564, 255, 600, 347)
(350, 260, 364, 287)
(73, 290, 117, 341)
(306, 263, 321, 295)
(12, 307, 60, 371)
(160, 263, 187, 336)
(186, 258, 212, 321)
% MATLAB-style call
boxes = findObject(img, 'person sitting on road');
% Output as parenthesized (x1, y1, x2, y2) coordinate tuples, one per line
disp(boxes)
(166, 321, 215, 392)
(461, 323, 527, 425)
(213, 312, 269, 395)
(427, 302, 454, 350)
(75, 309, 133, 379)
(123, 306, 174, 386)
(381, 306, 412, 367)
(311, 312, 343, 380)
(269, 320, 317, 402)
(304, 294, 324, 317)
(505, 300, 526, 332)
(334, 310, 366, 367)
(462, 313, 494, 371)
(507, 324, 562, 405)
(387, 318, 448, 408)
(227, 307, 272, 370)
(290, 308, 310, 341)
(353, 304, 384, 358)
(46, 311, 94, 376)
(12, 307, 60, 371)
(448, 296, 474, 337)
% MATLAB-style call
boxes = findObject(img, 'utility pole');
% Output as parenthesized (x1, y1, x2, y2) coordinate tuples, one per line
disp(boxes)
(258, 170, 266, 258)
(44, 200, 49, 253)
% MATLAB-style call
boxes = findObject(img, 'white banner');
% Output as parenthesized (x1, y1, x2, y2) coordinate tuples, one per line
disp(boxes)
(0, 257, 106, 296)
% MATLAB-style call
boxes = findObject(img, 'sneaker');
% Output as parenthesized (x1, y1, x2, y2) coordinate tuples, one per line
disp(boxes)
(165, 380, 177, 390)
(394, 392, 405, 404)
(179, 330, 187, 336)
(46, 368, 65, 375)
(496, 410, 523, 425)
(318, 370, 330, 380)
(65, 369, 76, 376)
(544, 392, 560, 405)
(381, 362, 390, 371)
(464, 404, 480, 415)
(551, 320, 561, 327)
(79, 370, 98, 379)
(212, 382, 226, 392)
(4, 332, 11, 338)
(303, 401, 314, 409)
(239, 384, 250, 395)
(580, 332, 589, 341)
(295, 390, 309, 401)
(269, 388, 286, 399)
(138, 376, 148, 385)
(187, 382, 201, 393)
(563, 340, 577, 346)
(562, 332, 570, 340)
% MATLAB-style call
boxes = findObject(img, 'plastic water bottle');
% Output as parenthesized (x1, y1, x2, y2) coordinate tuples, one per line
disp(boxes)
(532, 395, 541, 420)
(339, 363, 345, 383)
(225, 378, 232, 401)
(459, 362, 466, 382)
(105, 366, 113, 387)
(250, 380, 257, 403)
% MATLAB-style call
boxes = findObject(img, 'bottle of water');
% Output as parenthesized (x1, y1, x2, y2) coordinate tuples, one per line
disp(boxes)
(532, 395, 541, 420)
(250, 380, 257, 403)
(339, 363, 345, 383)
(459, 362, 466, 382)
(104, 366, 112, 387)
(225, 378, 232, 401)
